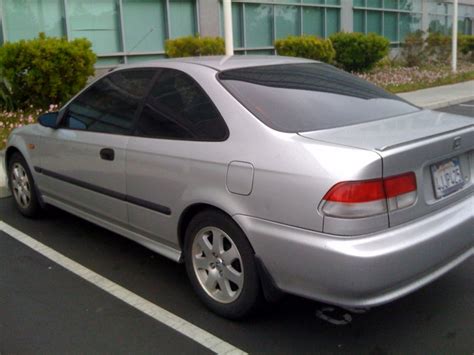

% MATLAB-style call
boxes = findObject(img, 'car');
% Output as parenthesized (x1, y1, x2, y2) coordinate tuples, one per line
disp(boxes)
(4, 56, 473, 319)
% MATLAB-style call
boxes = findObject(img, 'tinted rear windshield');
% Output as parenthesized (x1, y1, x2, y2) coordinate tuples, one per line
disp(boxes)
(218, 63, 419, 133)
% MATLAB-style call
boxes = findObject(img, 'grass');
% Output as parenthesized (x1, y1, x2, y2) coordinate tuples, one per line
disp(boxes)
(384, 70, 474, 93)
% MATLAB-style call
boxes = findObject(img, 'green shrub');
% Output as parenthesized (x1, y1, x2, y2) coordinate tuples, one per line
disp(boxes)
(165, 35, 225, 58)
(0, 33, 96, 110)
(459, 34, 474, 60)
(402, 32, 474, 66)
(401, 30, 427, 67)
(274, 35, 335, 63)
(329, 32, 390, 72)
(425, 32, 451, 63)
(0, 70, 13, 111)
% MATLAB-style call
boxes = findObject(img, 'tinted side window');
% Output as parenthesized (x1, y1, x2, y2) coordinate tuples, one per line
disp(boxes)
(62, 69, 156, 134)
(135, 69, 228, 141)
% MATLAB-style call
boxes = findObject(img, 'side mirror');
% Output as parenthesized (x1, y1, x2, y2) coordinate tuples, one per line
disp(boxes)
(38, 112, 59, 129)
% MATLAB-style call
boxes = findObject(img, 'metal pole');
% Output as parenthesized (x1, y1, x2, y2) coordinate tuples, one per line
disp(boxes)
(223, 0, 234, 56)
(452, 0, 458, 73)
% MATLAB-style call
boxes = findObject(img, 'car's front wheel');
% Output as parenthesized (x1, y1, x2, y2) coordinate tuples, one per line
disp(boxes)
(184, 210, 261, 319)
(8, 152, 41, 217)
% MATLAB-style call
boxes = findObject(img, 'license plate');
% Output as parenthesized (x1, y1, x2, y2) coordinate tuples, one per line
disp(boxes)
(431, 157, 464, 199)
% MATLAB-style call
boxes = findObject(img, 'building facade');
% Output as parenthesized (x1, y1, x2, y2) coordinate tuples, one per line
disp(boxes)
(0, 0, 472, 67)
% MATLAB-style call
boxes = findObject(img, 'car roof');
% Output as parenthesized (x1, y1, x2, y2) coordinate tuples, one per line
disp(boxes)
(122, 55, 316, 72)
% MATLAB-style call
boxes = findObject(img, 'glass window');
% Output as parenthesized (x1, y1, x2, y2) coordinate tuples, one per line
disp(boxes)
(367, 0, 382, 9)
(355, 0, 424, 42)
(246, 49, 275, 55)
(462, 18, 473, 35)
(68, 0, 122, 54)
(123, 0, 166, 53)
(275, 5, 300, 39)
(3, 0, 65, 42)
(326, 8, 340, 36)
(219, 64, 418, 133)
(127, 54, 166, 63)
(367, 11, 382, 35)
(135, 69, 228, 141)
(245, 4, 273, 48)
(384, 0, 398, 10)
(353, 10, 365, 33)
(96, 57, 124, 67)
(399, 13, 421, 40)
(303, 7, 324, 37)
(227, 1, 340, 51)
(399, 0, 421, 12)
(169, 0, 196, 38)
(63, 70, 156, 134)
(429, 15, 451, 35)
(384, 12, 398, 42)
(232, 3, 244, 48)
(303, 0, 325, 4)
(428, 1, 473, 35)
(219, 3, 244, 48)
(399, 13, 412, 40)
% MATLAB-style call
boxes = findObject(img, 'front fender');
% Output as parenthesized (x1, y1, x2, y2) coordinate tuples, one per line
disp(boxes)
(5, 129, 44, 205)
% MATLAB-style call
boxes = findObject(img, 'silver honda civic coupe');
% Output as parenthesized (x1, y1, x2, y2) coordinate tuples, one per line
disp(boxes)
(4, 56, 473, 319)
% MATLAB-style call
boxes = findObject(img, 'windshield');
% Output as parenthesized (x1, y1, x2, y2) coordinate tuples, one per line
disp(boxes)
(218, 63, 419, 133)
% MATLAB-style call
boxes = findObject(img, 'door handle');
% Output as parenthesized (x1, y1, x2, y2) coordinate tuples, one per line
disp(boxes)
(100, 148, 115, 161)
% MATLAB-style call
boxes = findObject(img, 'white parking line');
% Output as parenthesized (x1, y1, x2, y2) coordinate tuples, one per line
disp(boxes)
(0, 221, 246, 355)
(459, 104, 474, 107)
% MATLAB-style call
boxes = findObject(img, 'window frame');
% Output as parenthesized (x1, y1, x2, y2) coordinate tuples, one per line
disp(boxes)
(132, 67, 230, 142)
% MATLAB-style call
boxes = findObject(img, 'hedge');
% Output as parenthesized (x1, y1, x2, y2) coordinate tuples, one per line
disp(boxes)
(402, 32, 474, 66)
(0, 33, 96, 110)
(329, 32, 390, 72)
(165, 35, 225, 58)
(275, 35, 335, 63)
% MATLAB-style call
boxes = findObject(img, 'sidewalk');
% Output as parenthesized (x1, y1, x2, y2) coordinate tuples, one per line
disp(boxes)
(398, 80, 474, 110)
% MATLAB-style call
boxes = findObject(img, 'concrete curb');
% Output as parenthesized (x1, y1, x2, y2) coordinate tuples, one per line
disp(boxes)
(398, 80, 474, 110)
(418, 94, 474, 110)
(0, 150, 11, 198)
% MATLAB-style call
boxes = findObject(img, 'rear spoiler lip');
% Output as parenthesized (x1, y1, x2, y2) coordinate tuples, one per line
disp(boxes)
(375, 124, 474, 152)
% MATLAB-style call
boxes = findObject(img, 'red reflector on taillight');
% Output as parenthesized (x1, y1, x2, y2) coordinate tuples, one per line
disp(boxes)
(323, 179, 385, 203)
(321, 172, 417, 218)
(383, 172, 417, 198)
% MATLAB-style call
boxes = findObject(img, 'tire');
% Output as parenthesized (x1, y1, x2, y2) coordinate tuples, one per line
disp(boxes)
(8, 152, 41, 217)
(184, 210, 261, 319)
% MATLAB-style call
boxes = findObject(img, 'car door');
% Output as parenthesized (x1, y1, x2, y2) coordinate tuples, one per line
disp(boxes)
(125, 68, 229, 246)
(37, 68, 157, 225)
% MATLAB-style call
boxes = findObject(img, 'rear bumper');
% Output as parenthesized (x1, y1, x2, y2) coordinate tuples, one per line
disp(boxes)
(235, 195, 473, 307)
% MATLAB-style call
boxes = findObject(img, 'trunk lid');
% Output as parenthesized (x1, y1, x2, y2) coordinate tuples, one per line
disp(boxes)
(299, 110, 474, 227)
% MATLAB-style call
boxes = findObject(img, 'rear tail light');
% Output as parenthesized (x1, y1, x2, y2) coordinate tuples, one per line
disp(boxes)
(321, 172, 417, 218)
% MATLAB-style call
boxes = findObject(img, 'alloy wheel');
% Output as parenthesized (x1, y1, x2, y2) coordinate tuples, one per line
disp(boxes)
(11, 162, 31, 209)
(191, 227, 244, 304)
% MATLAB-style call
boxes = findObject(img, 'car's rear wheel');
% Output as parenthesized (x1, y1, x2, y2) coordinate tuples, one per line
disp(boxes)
(8, 152, 41, 217)
(184, 210, 261, 319)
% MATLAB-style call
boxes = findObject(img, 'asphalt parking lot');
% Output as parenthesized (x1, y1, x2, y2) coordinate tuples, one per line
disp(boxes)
(1, 102, 473, 354)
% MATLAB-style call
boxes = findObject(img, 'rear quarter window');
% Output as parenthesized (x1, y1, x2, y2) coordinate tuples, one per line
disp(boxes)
(218, 63, 419, 133)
